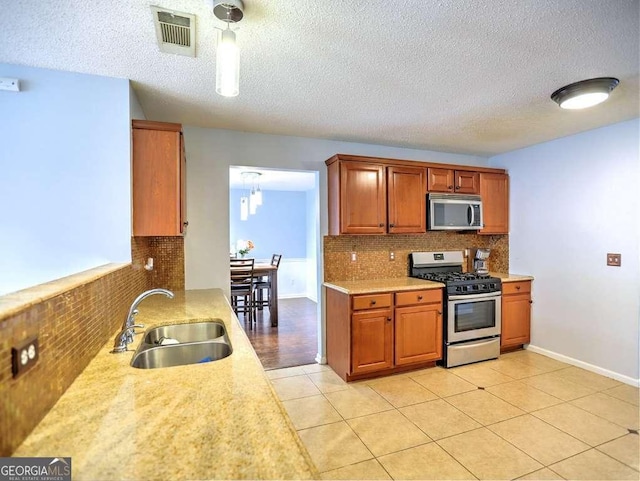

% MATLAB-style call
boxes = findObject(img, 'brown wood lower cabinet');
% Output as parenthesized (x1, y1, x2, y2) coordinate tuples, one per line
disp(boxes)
(325, 287, 443, 381)
(501, 281, 532, 352)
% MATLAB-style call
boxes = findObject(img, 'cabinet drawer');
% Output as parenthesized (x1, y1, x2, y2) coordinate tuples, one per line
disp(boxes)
(502, 281, 531, 295)
(395, 289, 442, 307)
(352, 294, 392, 310)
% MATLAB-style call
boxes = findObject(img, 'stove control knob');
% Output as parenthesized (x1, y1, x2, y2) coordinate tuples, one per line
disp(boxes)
(455, 286, 462, 292)
(472, 285, 479, 290)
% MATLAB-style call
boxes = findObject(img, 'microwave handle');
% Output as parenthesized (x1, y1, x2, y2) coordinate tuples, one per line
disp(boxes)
(468, 204, 475, 226)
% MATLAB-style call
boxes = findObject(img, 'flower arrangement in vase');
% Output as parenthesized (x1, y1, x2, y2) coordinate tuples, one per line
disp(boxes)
(237, 240, 254, 258)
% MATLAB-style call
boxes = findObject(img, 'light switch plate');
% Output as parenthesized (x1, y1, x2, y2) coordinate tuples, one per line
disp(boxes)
(607, 253, 621, 267)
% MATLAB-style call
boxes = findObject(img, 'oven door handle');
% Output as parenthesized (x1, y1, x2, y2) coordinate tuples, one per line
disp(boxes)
(448, 291, 502, 301)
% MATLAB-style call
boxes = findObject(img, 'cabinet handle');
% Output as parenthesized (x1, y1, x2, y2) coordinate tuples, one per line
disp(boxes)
(389, 223, 395, 228)
(417, 295, 423, 301)
(379, 223, 384, 227)
(183, 221, 189, 227)
(529, 300, 533, 304)
(387, 317, 392, 322)
(437, 310, 442, 315)
(455, 185, 460, 190)
(516, 285, 521, 290)
(448, 185, 453, 190)
(370, 300, 376, 305)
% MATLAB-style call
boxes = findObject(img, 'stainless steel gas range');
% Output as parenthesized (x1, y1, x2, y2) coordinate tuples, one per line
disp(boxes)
(409, 251, 502, 368)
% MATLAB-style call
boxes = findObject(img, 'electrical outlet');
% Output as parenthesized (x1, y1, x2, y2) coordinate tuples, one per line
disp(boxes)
(350, 252, 357, 262)
(389, 251, 395, 261)
(607, 253, 621, 267)
(12, 337, 39, 378)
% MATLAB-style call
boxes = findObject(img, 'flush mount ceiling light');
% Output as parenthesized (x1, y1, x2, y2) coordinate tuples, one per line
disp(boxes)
(207, 0, 244, 97)
(551, 77, 620, 110)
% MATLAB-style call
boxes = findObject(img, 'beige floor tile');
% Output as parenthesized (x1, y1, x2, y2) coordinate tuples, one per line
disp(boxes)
(270, 374, 320, 400)
(486, 358, 548, 379)
(281, 394, 342, 430)
(571, 392, 640, 430)
(400, 399, 481, 440)
(532, 403, 629, 446)
(488, 414, 590, 465)
(552, 366, 622, 391)
(603, 384, 640, 406)
(487, 380, 563, 412)
(347, 409, 431, 456)
(517, 467, 565, 480)
(597, 434, 640, 471)
(320, 459, 391, 480)
(298, 421, 373, 472)
(378, 443, 474, 480)
(324, 384, 394, 419)
(504, 351, 570, 373)
(367, 376, 438, 408)
(307, 370, 350, 393)
(437, 427, 542, 480)
(265, 365, 307, 379)
(446, 389, 525, 425)
(301, 363, 332, 374)
(549, 448, 640, 480)
(522, 372, 597, 401)
(450, 364, 515, 387)
(410, 369, 477, 397)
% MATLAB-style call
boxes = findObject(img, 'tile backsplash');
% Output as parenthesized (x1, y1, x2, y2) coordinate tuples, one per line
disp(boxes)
(0, 236, 185, 456)
(324, 233, 508, 282)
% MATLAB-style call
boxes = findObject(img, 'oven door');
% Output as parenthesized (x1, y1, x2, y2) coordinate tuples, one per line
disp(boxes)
(447, 292, 501, 343)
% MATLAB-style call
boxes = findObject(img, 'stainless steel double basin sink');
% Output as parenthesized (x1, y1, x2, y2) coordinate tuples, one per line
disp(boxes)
(131, 320, 232, 369)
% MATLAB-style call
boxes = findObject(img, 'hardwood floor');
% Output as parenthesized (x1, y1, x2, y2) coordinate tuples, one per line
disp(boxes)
(239, 297, 318, 370)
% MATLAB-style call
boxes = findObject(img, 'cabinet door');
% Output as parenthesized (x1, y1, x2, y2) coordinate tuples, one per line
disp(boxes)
(133, 121, 183, 236)
(395, 304, 442, 365)
(351, 309, 393, 374)
(479, 172, 509, 235)
(454, 171, 480, 194)
(501, 293, 531, 348)
(427, 168, 454, 192)
(340, 162, 386, 234)
(387, 166, 427, 234)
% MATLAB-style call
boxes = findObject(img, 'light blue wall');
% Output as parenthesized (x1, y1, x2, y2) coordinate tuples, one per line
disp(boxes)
(0, 63, 132, 295)
(490, 118, 640, 381)
(229, 188, 307, 259)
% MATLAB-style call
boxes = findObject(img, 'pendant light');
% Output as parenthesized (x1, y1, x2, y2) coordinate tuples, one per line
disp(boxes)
(209, 0, 244, 97)
(551, 77, 619, 110)
(240, 196, 248, 221)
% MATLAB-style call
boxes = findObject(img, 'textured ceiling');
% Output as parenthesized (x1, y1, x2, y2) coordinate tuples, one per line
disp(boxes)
(1, 0, 638, 156)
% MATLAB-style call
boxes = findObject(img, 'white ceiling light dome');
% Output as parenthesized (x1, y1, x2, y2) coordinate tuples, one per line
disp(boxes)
(551, 77, 620, 110)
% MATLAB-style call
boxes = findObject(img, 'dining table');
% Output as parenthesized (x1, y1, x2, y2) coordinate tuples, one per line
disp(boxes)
(253, 263, 279, 327)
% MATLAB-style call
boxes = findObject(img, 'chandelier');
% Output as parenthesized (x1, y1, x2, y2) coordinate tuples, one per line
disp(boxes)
(240, 171, 262, 221)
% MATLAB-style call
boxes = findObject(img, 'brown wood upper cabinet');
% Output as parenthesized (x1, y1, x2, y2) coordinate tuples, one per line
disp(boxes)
(132, 120, 187, 236)
(328, 160, 426, 235)
(479, 172, 509, 235)
(428, 168, 479, 194)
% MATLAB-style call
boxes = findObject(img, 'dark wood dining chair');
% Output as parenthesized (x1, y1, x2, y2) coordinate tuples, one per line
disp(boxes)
(254, 254, 282, 312)
(230, 258, 256, 329)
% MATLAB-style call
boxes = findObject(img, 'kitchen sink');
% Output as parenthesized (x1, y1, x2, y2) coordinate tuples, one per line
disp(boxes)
(131, 340, 232, 369)
(142, 320, 226, 345)
(131, 320, 232, 369)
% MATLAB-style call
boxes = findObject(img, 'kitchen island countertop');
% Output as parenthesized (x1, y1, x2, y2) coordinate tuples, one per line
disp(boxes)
(13, 289, 317, 481)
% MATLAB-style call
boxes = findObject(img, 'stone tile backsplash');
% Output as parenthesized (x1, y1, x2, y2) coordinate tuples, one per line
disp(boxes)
(324, 233, 509, 282)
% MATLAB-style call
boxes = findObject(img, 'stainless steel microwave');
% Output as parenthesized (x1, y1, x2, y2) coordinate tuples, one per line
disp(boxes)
(427, 193, 483, 230)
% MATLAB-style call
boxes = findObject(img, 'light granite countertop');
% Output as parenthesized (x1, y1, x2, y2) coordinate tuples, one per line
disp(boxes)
(13, 289, 318, 481)
(491, 272, 535, 282)
(323, 277, 444, 295)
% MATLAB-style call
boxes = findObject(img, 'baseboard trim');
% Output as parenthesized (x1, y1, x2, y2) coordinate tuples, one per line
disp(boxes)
(526, 344, 640, 387)
(315, 353, 327, 365)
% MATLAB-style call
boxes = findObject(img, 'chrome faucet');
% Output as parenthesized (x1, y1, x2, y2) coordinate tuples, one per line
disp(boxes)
(112, 288, 174, 353)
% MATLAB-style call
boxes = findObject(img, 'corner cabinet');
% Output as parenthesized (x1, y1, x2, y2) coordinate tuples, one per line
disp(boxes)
(327, 156, 426, 235)
(325, 286, 443, 381)
(479, 172, 509, 235)
(132, 120, 187, 236)
(501, 280, 532, 351)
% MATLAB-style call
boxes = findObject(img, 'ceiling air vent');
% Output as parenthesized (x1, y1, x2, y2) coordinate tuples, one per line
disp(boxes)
(151, 6, 196, 57)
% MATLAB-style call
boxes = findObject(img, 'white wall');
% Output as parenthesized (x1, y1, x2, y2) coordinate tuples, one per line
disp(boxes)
(490, 119, 640, 382)
(0, 64, 132, 295)
(306, 183, 319, 302)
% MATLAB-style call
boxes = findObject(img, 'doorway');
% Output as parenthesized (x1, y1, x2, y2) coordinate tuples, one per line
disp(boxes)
(229, 166, 320, 370)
